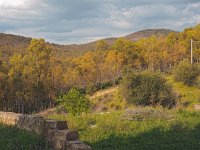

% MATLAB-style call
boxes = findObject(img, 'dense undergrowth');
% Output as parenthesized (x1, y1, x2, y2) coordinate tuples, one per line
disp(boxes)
(0, 124, 47, 150)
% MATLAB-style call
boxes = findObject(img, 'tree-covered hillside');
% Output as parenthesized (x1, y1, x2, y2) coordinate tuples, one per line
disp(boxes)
(0, 29, 173, 59)
(0, 24, 199, 113)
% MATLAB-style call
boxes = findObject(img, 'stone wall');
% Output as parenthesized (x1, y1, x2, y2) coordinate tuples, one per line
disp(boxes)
(0, 111, 92, 150)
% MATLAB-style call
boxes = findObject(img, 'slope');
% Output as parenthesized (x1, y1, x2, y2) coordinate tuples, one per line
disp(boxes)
(0, 28, 174, 59)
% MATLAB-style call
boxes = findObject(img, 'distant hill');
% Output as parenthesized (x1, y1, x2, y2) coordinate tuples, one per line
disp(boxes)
(0, 33, 31, 57)
(0, 29, 174, 59)
(125, 29, 175, 41)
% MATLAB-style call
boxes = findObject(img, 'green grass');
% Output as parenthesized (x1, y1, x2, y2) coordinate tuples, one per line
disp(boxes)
(91, 90, 127, 112)
(90, 75, 200, 112)
(47, 76, 200, 150)
(49, 108, 200, 150)
(166, 76, 200, 107)
(0, 124, 47, 150)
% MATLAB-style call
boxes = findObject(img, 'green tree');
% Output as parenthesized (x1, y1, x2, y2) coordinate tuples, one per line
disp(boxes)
(25, 39, 52, 111)
(8, 39, 52, 113)
(121, 71, 176, 108)
(57, 88, 91, 116)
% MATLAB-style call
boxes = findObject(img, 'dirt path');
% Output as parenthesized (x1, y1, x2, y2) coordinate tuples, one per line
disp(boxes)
(39, 86, 119, 116)
(89, 86, 118, 99)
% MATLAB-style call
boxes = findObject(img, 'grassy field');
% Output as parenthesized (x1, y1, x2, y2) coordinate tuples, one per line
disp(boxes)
(89, 75, 200, 113)
(45, 75, 200, 150)
(49, 108, 200, 150)
(3, 75, 198, 150)
(90, 87, 128, 112)
(0, 124, 47, 150)
(166, 75, 200, 108)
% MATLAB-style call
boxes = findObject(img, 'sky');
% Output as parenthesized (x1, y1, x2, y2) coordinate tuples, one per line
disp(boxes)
(0, 0, 200, 44)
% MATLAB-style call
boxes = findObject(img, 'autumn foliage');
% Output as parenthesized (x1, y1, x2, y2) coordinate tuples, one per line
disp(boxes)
(0, 24, 200, 113)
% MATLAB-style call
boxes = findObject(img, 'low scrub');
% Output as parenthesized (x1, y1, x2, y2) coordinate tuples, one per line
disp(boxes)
(121, 71, 176, 108)
(173, 60, 200, 86)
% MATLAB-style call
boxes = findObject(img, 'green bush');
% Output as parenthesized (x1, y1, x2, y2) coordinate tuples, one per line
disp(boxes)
(195, 75, 200, 88)
(173, 60, 200, 86)
(57, 88, 91, 116)
(121, 71, 176, 108)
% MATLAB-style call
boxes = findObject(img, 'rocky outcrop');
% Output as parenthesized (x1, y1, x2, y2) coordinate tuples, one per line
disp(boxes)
(0, 111, 91, 150)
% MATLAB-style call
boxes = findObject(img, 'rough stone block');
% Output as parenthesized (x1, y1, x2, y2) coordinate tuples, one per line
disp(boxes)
(45, 120, 68, 130)
(45, 129, 55, 142)
(66, 140, 92, 150)
(21, 123, 32, 131)
(24, 115, 34, 123)
(53, 129, 79, 141)
(32, 116, 44, 125)
(53, 141, 66, 150)
(33, 126, 44, 135)
(16, 116, 25, 128)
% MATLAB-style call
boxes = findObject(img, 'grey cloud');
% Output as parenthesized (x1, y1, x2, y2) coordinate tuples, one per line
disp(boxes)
(0, 0, 200, 44)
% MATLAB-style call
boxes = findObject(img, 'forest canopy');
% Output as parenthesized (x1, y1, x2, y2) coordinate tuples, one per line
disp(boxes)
(0, 24, 200, 113)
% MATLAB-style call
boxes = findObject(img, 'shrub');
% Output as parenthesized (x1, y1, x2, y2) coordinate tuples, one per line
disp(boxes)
(56, 88, 91, 116)
(121, 71, 176, 108)
(196, 75, 200, 88)
(173, 60, 200, 86)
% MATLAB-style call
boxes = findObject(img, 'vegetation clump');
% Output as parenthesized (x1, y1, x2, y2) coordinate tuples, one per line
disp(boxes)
(173, 60, 200, 86)
(57, 88, 91, 116)
(1, 24, 200, 114)
(121, 71, 176, 108)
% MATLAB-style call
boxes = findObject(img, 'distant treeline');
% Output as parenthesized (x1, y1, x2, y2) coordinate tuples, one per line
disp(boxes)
(0, 24, 200, 113)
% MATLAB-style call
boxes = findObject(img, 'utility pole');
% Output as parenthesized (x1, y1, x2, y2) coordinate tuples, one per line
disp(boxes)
(191, 39, 193, 64)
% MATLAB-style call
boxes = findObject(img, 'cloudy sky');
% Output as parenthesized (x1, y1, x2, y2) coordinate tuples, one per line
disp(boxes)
(0, 0, 200, 44)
